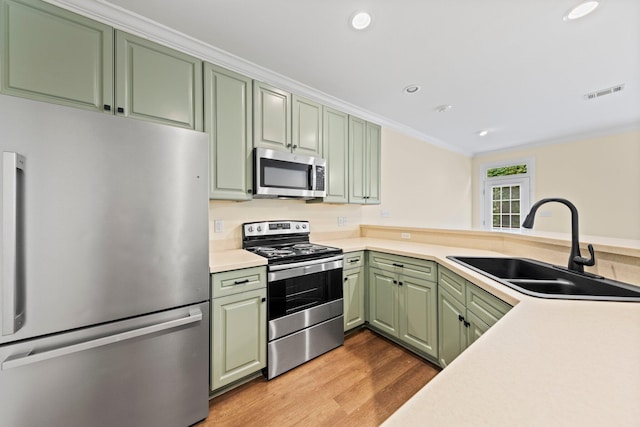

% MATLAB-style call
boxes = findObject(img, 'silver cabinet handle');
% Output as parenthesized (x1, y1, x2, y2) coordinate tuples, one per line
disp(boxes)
(2, 152, 25, 336)
(1, 309, 203, 370)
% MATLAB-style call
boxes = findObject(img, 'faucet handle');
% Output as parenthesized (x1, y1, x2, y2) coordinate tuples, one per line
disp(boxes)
(574, 244, 596, 267)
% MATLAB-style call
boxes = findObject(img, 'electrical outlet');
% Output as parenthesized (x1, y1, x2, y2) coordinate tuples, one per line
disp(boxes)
(214, 220, 224, 233)
(337, 217, 344, 227)
(342, 217, 348, 226)
(401, 233, 411, 239)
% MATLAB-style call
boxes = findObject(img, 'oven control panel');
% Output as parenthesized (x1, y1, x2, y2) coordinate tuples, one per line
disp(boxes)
(243, 220, 309, 237)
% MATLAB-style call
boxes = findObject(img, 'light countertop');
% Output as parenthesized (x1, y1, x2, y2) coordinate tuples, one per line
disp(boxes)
(209, 237, 640, 426)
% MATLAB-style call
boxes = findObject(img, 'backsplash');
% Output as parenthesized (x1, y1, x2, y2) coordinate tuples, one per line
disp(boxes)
(209, 199, 365, 251)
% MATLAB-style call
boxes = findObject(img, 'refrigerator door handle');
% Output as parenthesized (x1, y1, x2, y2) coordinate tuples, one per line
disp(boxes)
(2, 152, 26, 336)
(1, 309, 203, 370)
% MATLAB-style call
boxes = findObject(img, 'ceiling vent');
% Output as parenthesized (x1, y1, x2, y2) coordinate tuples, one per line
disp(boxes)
(584, 84, 625, 100)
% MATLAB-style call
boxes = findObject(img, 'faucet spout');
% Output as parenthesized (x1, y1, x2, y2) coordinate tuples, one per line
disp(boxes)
(521, 198, 595, 273)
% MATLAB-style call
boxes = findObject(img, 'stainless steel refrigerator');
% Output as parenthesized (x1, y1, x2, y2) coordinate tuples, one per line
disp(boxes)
(0, 95, 210, 426)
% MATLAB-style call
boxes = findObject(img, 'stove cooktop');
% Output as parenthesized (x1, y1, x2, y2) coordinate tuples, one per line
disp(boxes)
(245, 242, 342, 264)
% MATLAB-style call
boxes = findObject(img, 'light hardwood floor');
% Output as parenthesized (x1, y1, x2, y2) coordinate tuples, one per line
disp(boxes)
(197, 329, 440, 426)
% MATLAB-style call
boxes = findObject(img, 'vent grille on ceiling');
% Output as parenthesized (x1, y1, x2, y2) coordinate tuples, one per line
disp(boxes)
(584, 84, 625, 100)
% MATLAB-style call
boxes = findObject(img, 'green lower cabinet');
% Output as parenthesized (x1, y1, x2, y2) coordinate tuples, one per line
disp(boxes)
(369, 266, 438, 359)
(438, 287, 467, 368)
(343, 263, 365, 332)
(211, 288, 266, 391)
(438, 266, 512, 368)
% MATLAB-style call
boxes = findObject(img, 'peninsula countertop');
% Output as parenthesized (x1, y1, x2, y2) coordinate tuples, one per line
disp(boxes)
(209, 237, 640, 426)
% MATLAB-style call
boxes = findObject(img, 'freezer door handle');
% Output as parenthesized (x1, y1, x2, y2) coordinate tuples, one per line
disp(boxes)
(2, 152, 26, 336)
(1, 309, 203, 371)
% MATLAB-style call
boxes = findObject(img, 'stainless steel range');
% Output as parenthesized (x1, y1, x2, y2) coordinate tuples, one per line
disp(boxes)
(243, 220, 344, 379)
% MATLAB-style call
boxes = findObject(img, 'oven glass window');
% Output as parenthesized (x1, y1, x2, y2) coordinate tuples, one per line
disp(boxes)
(268, 268, 342, 320)
(261, 158, 310, 190)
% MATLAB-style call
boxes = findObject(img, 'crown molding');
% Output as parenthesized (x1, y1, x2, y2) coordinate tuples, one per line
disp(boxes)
(43, 0, 467, 156)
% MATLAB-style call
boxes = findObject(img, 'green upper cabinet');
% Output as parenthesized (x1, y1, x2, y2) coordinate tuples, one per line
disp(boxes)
(0, 0, 113, 112)
(253, 81, 291, 151)
(349, 116, 381, 204)
(292, 95, 322, 156)
(204, 63, 253, 200)
(322, 107, 349, 203)
(115, 31, 203, 130)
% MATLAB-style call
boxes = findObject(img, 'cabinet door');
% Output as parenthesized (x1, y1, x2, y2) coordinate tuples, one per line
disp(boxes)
(368, 267, 399, 337)
(322, 107, 349, 203)
(0, 0, 113, 112)
(204, 63, 253, 200)
(292, 95, 322, 156)
(466, 310, 490, 348)
(365, 122, 381, 204)
(253, 81, 291, 151)
(211, 289, 266, 391)
(115, 31, 203, 130)
(438, 287, 467, 368)
(343, 267, 365, 331)
(399, 277, 438, 359)
(348, 115, 367, 204)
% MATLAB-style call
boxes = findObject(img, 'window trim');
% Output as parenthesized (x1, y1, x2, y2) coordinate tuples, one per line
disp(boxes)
(480, 158, 535, 230)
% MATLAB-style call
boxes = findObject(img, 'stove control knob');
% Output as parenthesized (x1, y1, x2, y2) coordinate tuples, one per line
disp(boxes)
(248, 226, 254, 232)
(296, 225, 300, 229)
(302, 224, 307, 229)
(257, 226, 262, 232)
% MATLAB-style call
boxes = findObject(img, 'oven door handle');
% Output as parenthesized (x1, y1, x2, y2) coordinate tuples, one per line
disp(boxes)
(268, 256, 343, 282)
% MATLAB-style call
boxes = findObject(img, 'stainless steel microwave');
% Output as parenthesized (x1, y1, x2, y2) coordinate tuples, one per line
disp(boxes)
(254, 147, 326, 199)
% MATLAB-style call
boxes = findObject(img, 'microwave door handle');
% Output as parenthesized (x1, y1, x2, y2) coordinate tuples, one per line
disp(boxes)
(310, 165, 315, 191)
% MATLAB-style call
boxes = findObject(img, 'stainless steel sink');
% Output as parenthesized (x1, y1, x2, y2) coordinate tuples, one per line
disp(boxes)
(447, 256, 640, 302)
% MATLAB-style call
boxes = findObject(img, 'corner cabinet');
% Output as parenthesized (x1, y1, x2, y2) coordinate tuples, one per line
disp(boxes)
(368, 252, 438, 360)
(0, 0, 114, 112)
(115, 31, 203, 130)
(292, 95, 323, 156)
(322, 107, 349, 203)
(204, 63, 253, 200)
(210, 266, 267, 391)
(349, 117, 381, 204)
(343, 251, 365, 331)
(438, 266, 512, 367)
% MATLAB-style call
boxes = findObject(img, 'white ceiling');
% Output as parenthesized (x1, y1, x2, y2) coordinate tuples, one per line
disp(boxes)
(51, 0, 640, 155)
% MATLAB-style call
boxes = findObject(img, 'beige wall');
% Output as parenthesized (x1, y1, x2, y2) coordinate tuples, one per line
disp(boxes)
(361, 128, 472, 229)
(472, 130, 640, 240)
(210, 127, 473, 250)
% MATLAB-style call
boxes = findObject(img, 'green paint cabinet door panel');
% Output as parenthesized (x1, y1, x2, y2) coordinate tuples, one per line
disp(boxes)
(365, 122, 381, 204)
(438, 287, 467, 368)
(0, 0, 113, 112)
(115, 31, 203, 130)
(343, 266, 365, 331)
(292, 95, 322, 156)
(204, 63, 253, 200)
(466, 310, 490, 347)
(348, 116, 366, 203)
(399, 277, 438, 359)
(466, 281, 512, 327)
(253, 81, 291, 151)
(211, 288, 266, 391)
(322, 107, 349, 203)
(368, 267, 399, 336)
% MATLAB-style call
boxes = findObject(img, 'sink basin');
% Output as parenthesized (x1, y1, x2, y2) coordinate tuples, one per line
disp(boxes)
(447, 257, 640, 302)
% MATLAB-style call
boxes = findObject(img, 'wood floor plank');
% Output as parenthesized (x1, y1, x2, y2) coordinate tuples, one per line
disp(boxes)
(198, 329, 440, 427)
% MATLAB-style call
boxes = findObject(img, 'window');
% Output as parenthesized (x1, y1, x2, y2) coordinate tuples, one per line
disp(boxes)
(481, 159, 533, 231)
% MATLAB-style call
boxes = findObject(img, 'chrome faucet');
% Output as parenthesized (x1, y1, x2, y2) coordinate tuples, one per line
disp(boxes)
(522, 198, 595, 273)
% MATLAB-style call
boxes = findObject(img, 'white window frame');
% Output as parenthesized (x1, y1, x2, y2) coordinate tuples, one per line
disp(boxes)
(480, 158, 535, 231)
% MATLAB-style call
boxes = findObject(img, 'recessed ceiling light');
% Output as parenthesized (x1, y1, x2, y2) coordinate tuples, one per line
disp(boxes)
(403, 85, 420, 94)
(351, 12, 372, 30)
(563, 1, 599, 21)
(434, 104, 453, 113)
(477, 130, 490, 137)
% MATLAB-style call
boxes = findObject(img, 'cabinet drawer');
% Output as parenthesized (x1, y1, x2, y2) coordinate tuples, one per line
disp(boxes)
(438, 267, 466, 304)
(211, 266, 266, 298)
(343, 251, 364, 269)
(466, 282, 512, 327)
(369, 252, 436, 282)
